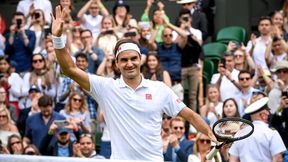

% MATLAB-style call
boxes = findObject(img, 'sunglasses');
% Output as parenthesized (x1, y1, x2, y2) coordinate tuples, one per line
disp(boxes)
(234, 55, 244, 58)
(11, 141, 21, 146)
(72, 98, 82, 102)
(163, 34, 172, 38)
(32, 59, 43, 64)
(198, 139, 211, 144)
(276, 69, 288, 74)
(239, 77, 251, 81)
(173, 126, 184, 130)
(80, 133, 92, 138)
(0, 115, 7, 118)
(162, 116, 172, 120)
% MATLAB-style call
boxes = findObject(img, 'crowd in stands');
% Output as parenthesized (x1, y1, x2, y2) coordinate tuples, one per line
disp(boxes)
(0, 0, 287, 161)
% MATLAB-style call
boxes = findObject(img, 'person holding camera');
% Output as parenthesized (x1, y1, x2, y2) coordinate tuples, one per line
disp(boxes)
(4, 12, 36, 74)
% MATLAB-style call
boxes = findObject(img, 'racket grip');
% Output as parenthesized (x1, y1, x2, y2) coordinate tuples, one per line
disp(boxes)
(206, 146, 218, 160)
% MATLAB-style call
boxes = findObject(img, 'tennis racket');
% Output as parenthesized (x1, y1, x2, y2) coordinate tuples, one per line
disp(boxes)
(206, 117, 254, 160)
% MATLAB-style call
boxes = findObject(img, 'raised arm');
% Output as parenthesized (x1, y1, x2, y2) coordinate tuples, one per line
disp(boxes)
(52, 6, 90, 91)
(77, 0, 93, 21)
(163, 19, 187, 49)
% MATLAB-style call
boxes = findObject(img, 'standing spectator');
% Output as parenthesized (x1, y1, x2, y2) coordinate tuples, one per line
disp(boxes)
(4, 12, 36, 73)
(229, 97, 286, 162)
(58, 0, 76, 23)
(142, 52, 172, 87)
(80, 29, 105, 74)
(164, 116, 193, 162)
(16, 0, 52, 25)
(246, 16, 272, 70)
(77, 0, 109, 42)
(176, 0, 208, 40)
(6, 134, 24, 155)
(211, 52, 240, 101)
(23, 95, 65, 149)
(265, 36, 287, 69)
(73, 133, 105, 159)
(138, 21, 154, 51)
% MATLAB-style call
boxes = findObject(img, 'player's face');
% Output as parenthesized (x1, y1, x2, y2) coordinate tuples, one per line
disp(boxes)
(116, 50, 141, 79)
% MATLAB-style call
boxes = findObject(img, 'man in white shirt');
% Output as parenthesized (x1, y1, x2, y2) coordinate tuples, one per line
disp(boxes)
(246, 16, 272, 70)
(51, 6, 217, 161)
(211, 52, 240, 101)
(16, 0, 52, 25)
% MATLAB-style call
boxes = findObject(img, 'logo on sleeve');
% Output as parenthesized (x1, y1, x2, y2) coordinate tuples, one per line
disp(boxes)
(176, 98, 182, 103)
(145, 94, 152, 100)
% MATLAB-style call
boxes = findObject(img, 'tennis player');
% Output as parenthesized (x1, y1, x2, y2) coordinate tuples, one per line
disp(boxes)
(51, 6, 216, 161)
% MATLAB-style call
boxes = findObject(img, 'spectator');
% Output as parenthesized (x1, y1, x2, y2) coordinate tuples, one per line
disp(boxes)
(22, 54, 58, 98)
(228, 44, 255, 72)
(270, 11, 285, 40)
(246, 16, 272, 70)
(164, 116, 193, 162)
(161, 113, 172, 153)
(23, 95, 65, 149)
(0, 14, 5, 56)
(200, 85, 223, 127)
(222, 98, 240, 118)
(211, 52, 240, 101)
(23, 144, 40, 155)
(73, 133, 105, 159)
(142, 52, 172, 87)
(79, 29, 105, 74)
(60, 92, 92, 134)
(29, 9, 46, 54)
(229, 97, 286, 162)
(176, 0, 208, 40)
(77, 0, 109, 42)
(58, 0, 76, 23)
(69, 26, 83, 55)
(0, 86, 17, 122)
(16, 0, 52, 25)
(265, 36, 287, 69)
(6, 134, 24, 155)
(96, 54, 117, 78)
(4, 12, 36, 73)
(0, 106, 19, 146)
(138, 21, 154, 51)
(188, 132, 222, 162)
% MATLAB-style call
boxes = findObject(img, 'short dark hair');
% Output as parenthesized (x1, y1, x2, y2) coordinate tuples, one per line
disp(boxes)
(178, 8, 191, 17)
(258, 16, 272, 25)
(80, 29, 92, 37)
(238, 70, 251, 80)
(38, 95, 54, 107)
(75, 52, 88, 62)
(13, 12, 25, 18)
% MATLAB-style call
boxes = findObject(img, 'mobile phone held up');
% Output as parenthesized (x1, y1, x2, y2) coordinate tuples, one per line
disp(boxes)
(54, 120, 69, 128)
(16, 19, 22, 29)
(282, 91, 288, 97)
(220, 58, 226, 68)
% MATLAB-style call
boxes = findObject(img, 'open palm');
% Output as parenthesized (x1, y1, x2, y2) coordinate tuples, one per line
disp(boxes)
(51, 6, 68, 36)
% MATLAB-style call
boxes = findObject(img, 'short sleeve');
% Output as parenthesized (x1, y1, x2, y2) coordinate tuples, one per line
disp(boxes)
(270, 130, 286, 156)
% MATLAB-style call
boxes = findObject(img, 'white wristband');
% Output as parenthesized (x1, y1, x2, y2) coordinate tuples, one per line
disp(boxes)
(52, 35, 66, 49)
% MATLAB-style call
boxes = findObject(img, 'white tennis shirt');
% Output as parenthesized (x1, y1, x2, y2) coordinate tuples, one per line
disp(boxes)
(88, 74, 186, 161)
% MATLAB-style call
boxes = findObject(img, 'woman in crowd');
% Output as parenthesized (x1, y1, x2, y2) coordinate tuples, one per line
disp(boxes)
(0, 56, 23, 116)
(23, 144, 40, 155)
(188, 132, 222, 162)
(29, 9, 46, 54)
(60, 92, 91, 133)
(142, 52, 172, 87)
(0, 106, 19, 146)
(69, 26, 83, 55)
(200, 85, 223, 127)
(270, 11, 285, 39)
(6, 134, 24, 154)
(22, 54, 58, 97)
(222, 98, 240, 118)
(0, 86, 17, 122)
(96, 15, 119, 56)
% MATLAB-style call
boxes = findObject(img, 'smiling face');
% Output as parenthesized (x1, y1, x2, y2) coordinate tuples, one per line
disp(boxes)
(0, 108, 8, 126)
(223, 99, 238, 117)
(0, 59, 10, 73)
(116, 50, 141, 80)
(207, 86, 220, 103)
(171, 120, 185, 140)
(146, 54, 159, 70)
(70, 94, 83, 110)
(32, 54, 45, 70)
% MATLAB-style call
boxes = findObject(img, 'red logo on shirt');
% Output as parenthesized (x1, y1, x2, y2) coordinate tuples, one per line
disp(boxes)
(176, 98, 182, 103)
(145, 94, 152, 100)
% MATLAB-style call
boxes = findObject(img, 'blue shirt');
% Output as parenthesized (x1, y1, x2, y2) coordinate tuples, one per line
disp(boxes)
(57, 143, 70, 157)
(5, 30, 36, 73)
(80, 47, 105, 74)
(25, 111, 65, 148)
(157, 43, 182, 82)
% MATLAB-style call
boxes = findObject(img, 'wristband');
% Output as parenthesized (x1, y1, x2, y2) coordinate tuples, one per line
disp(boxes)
(52, 35, 66, 49)
(262, 75, 269, 81)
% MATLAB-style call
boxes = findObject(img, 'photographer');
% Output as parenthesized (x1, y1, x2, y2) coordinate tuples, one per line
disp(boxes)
(4, 12, 36, 73)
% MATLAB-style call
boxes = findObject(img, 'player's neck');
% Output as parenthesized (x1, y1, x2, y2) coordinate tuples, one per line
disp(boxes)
(123, 75, 142, 90)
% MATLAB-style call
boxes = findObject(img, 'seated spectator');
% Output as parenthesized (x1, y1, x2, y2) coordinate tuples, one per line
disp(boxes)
(7, 134, 23, 155)
(161, 113, 172, 153)
(24, 95, 65, 149)
(142, 52, 172, 87)
(77, 0, 109, 42)
(23, 144, 40, 156)
(188, 132, 222, 162)
(73, 133, 105, 159)
(200, 85, 223, 128)
(0, 106, 19, 147)
(270, 11, 285, 39)
(0, 14, 5, 56)
(265, 36, 287, 69)
(164, 116, 193, 162)
(222, 98, 240, 118)
(60, 92, 91, 133)
(22, 53, 58, 98)
(96, 54, 116, 78)
(0, 86, 17, 122)
(4, 12, 36, 73)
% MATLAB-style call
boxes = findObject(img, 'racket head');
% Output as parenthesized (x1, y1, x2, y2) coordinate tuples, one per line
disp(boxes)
(212, 117, 254, 142)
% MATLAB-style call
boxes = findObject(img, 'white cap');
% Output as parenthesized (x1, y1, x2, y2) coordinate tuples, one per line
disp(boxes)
(177, 0, 198, 4)
(244, 97, 269, 114)
(115, 42, 141, 58)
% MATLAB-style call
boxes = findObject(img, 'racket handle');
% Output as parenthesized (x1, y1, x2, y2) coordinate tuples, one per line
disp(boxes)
(206, 146, 218, 160)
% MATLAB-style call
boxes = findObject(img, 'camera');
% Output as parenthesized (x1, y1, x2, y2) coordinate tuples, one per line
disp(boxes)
(54, 120, 69, 127)
(34, 12, 40, 19)
(182, 15, 189, 22)
(282, 91, 288, 97)
(124, 32, 136, 37)
(104, 30, 114, 35)
(220, 58, 226, 68)
(43, 26, 51, 38)
(16, 19, 22, 29)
